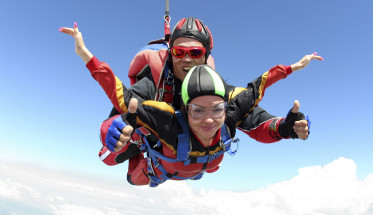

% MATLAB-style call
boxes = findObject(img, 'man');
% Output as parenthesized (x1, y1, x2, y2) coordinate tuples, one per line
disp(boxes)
(59, 17, 315, 167)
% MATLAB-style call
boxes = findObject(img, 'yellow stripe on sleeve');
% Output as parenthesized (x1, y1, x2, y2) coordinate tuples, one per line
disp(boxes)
(252, 71, 268, 111)
(229, 87, 247, 101)
(115, 76, 128, 113)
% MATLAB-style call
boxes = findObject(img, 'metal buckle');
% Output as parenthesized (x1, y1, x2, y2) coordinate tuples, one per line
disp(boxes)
(208, 152, 217, 163)
(158, 88, 164, 101)
(219, 138, 226, 151)
(165, 70, 174, 85)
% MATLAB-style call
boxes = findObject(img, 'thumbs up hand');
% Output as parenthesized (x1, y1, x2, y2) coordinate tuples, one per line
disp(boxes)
(106, 98, 139, 152)
(115, 98, 139, 152)
(278, 100, 310, 140)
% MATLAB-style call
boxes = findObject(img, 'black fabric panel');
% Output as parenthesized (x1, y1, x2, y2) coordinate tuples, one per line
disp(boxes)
(115, 144, 141, 163)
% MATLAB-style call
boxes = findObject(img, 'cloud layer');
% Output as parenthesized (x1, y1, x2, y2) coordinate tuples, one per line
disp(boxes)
(1, 157, 373, 215)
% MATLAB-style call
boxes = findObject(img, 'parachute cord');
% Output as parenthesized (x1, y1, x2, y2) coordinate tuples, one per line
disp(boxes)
(164, 0, 171, 41)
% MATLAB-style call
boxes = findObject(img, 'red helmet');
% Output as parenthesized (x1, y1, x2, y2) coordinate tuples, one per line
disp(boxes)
(169, 17, 214, 59)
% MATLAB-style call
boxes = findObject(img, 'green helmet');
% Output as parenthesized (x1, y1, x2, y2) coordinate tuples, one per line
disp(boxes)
(182, 65, 228, 105)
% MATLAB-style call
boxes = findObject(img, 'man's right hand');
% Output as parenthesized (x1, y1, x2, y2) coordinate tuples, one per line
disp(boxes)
(105, 98, 138, 152)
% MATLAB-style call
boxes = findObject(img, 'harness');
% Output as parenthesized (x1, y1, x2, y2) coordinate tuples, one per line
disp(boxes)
(137, 111, 239, 187)
(128, 41, 175, 104)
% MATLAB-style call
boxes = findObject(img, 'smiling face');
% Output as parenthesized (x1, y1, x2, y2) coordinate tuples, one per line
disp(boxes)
(187, 95, 226, 147)
(171, 37, 206, 81)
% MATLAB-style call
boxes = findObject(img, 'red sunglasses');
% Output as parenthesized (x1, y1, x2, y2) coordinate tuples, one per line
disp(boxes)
(171, 46, 206, 59)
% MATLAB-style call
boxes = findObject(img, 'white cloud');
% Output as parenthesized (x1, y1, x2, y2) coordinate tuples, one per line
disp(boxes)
(1, 157, 373, 215)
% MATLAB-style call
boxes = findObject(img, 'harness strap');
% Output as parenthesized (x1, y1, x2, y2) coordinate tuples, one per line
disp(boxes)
(175, 111, 191, 161)
(221, 124, 239, 156)
(137, 128, 204, 187)
(147, 158, 204, 187)
(184, 151, 223, 165)
(155, 58, 174, 103)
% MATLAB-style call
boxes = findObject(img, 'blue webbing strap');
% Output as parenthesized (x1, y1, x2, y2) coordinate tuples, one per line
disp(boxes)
(138, 43, 168, 53)
(175, 111, 191, 161)
(183, 150, 224, 165)
(146, 157, 164, 187)
(136, 129, 198, 187)
(221, 124, 239, 156)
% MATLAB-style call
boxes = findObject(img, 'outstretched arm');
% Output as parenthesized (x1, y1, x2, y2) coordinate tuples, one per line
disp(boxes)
(60, 23, 134, 113)
(239, 52, 324, 114)
(232, 53, 322, 141)
(238, 100, 310, 142)
(59, 22, 93, 64)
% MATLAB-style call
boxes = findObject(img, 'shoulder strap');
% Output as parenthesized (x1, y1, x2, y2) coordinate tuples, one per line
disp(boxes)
(175, 111, 191, 161)
(220, 124, 239, 156)
(136, 111, 191, 164)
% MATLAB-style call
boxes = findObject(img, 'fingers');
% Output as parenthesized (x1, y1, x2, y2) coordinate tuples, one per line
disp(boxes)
(58, 22, 81, 38)
(291, 100, 300, 113)
(114, 141, 125, 152)
(312, 52, 324, 61)
(301, 53, 322, 65)
(294, 120, 309, 140)
(114, 120, 135, 152)
(294, 120, 308, 127)
(73, 22, 82, 40)
(122, 124, 134, 135)
(114, 126, 133, 152)
(73, 22, 80, 35)
(58, 27, 74, 36)
(295, 130, 308, 140)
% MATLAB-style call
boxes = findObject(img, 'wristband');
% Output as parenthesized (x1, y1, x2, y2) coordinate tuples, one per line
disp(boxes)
(269, 118, 284, 140)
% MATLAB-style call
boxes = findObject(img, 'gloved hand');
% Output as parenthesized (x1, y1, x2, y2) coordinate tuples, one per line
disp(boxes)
(278, 100, 310, 140)
(105, 98, 138, 152)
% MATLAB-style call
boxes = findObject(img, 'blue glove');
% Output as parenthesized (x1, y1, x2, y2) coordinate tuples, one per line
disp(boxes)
(105, 111, 138, 152)
(105, 116, 128, 152)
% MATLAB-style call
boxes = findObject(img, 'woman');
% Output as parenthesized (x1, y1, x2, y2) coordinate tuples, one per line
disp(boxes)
(117, 65, 307, 187)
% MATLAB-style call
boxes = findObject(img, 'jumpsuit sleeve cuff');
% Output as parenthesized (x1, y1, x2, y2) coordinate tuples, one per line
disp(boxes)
(86, 56, 102, 72)
(284, 65, 293, 75)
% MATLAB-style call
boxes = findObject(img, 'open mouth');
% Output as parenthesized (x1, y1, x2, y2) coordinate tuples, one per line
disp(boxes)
(182, 67, 192, 73)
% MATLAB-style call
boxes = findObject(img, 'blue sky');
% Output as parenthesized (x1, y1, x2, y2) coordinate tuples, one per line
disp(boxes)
(1, 0, 373, 196)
